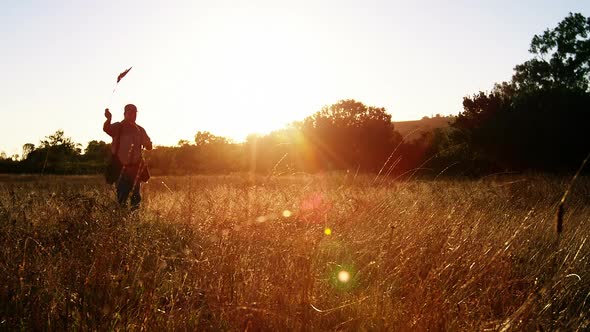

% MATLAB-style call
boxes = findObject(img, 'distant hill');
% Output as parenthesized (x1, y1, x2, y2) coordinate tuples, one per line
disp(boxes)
(393, 115, 455, 141)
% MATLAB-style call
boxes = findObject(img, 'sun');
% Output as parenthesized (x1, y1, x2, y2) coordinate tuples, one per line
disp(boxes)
(142, 12, 328, 146)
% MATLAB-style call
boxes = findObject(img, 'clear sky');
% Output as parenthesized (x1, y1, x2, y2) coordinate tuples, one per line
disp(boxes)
(1, 0, 589, 157)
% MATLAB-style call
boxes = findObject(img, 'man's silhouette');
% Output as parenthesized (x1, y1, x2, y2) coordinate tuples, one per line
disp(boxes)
(103, 104, 152, 209)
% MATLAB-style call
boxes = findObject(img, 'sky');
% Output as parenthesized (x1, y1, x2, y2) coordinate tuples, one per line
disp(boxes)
(1, 0, 589, 157)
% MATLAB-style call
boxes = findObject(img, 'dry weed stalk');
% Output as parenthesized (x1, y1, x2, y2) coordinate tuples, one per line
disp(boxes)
(556, 151, 590, 235)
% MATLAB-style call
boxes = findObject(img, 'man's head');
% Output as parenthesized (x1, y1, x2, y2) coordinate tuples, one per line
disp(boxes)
(124, 104, 137, 123)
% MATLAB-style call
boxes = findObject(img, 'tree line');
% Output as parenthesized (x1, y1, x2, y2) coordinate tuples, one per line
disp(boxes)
(1, 13, 588, 177)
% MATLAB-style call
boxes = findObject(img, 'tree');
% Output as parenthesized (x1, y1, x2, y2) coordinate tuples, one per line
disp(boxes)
(193, 131, 238, 173)
(452, 13, 590, 171)
(177, 139, 191, 147)
(24, 130, 82, 173)
(513, 13, 590, 91)
(39, 130, 81, 154)
(453, 82, 516, 164)
(22, 143, 35, 160)
(300, 99, 401, 171)
(0, 151, 19, 173)
(194, 131, 230, 147)
(83, 140, 108, 164)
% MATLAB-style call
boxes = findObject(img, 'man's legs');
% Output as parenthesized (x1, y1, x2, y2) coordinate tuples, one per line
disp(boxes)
(116, 175, 132, 207)
(116, 170, 142, 209)
(130, 181, 141, 210)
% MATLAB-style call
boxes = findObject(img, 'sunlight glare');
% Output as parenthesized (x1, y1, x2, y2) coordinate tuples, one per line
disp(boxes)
(337, 270, 350, 283)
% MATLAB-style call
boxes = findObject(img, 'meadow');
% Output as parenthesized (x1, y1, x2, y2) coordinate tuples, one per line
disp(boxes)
(0, 173, 589, 331)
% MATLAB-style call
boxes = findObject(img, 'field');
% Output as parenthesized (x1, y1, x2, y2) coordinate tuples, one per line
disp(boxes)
(1, 174, 589, 330)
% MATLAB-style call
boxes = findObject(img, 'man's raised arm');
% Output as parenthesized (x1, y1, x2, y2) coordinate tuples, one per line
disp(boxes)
(103, 108, 114, 136)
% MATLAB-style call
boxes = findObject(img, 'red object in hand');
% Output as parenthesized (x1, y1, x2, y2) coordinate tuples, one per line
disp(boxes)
(117, 67, 132, 83)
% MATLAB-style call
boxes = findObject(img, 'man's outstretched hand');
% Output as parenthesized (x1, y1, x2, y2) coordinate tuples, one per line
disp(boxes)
(105, 108, 112, 121)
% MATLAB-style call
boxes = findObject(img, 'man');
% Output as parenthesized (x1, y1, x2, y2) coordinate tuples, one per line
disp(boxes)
(103, 104, 152, 209)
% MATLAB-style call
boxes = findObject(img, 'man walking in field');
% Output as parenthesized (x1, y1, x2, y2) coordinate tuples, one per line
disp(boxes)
(103, 104, 152, 209)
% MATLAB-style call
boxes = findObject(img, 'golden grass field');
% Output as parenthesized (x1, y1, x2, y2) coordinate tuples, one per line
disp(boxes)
(1, 174, 589, 331)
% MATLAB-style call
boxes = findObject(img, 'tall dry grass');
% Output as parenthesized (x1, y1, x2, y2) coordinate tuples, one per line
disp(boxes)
(0, 174, 589, 330)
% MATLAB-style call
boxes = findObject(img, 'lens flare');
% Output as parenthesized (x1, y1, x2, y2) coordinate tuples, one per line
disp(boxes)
(282, 210, 292, 218)
(324, 228, 332, 235)
(337, 270, 350, 283)
(327, 263, 358, 292)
